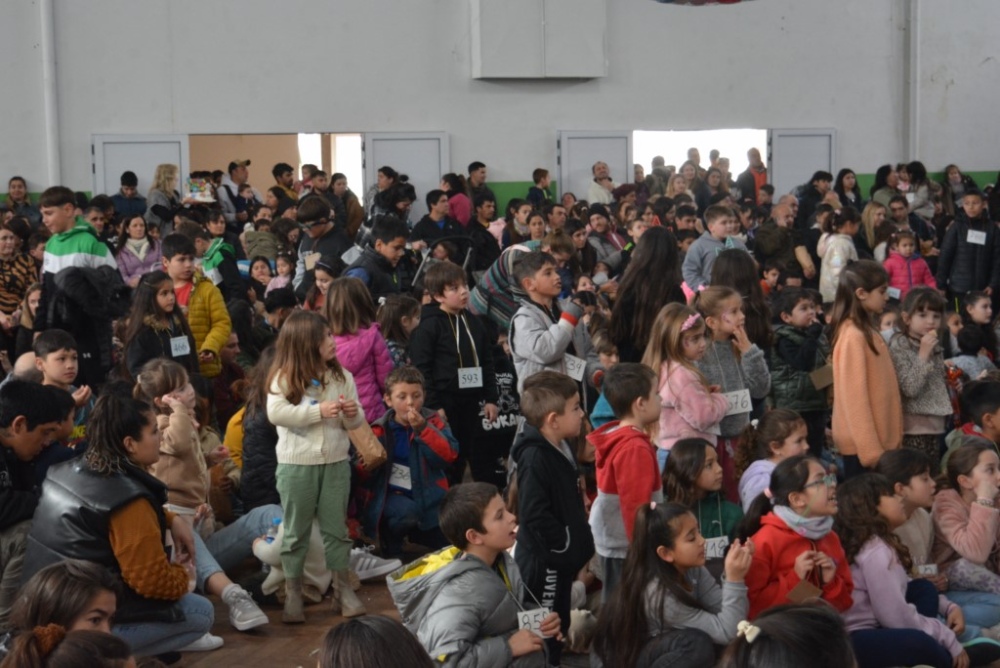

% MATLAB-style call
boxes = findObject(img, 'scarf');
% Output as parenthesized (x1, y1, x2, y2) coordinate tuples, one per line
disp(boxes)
(202, 238, 234, 286)
(772, 504, 834, 541)
(126, 237, 150, 261)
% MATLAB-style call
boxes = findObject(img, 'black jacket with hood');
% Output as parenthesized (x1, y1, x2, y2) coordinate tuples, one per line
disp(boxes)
(510, 423, 594, 580)
(409, 303, 498, 411)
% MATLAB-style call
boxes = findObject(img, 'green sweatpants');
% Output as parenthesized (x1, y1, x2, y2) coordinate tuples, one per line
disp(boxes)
(275, 460, 351, 577)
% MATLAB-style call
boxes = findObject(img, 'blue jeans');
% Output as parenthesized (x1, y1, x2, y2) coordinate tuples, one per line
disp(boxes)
(192, 504, 282, 591)
(947, 589, 1000, 635)
(381, 493, 447, 558)
(113, 593, 214, 657)
(850, 627, 952, 668)
(657, 447, 669, 472)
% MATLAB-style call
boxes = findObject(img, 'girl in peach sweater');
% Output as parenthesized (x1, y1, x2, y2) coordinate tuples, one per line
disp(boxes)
(642, 302, 728, 472)
(830, 260, 903, 478)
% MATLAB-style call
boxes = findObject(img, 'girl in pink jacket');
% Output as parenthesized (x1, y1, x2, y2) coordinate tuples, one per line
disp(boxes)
(883, 230, 937, 300)
(325, 278, 394, 422)
(642, 303, 728, 472)
(931, 442, 1000, 594)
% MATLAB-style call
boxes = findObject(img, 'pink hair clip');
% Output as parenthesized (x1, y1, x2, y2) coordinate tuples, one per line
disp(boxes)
(681, 314, 701, 332)
(763, 488, 773, 499)
(650, 501, 657, 510)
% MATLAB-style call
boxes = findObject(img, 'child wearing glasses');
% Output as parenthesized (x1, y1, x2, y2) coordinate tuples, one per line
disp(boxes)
(737, 455, 853, 620)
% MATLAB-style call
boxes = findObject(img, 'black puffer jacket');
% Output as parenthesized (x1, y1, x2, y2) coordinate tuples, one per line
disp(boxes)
(240, 406, 280, 511)
(936, 212, 1000, 293)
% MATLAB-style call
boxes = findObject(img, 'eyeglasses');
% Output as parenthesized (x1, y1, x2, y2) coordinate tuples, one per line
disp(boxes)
(804, 474, 837, 489)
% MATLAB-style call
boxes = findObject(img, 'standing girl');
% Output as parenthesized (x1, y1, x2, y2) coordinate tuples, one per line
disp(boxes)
(931, 443, 1000, 599)
(830, 260, 902, 477)
(376, 294, 421, 368)
(738, 455, 854, 619)
(836, 474, 967, 668)
(888, 288, 952, 471)
(641, 303, 728, 472)
(693, 286, 772, 501)
(266, 310, 367, 623)
(265, 252, 295, 297)
(735, 409, 810, 512)
(663, 438, 744, 579)
(122, 270, 198, 379)
(593, 502, 753, 668)
(325, 277, 394, 422)
(818, 207, 861, 304)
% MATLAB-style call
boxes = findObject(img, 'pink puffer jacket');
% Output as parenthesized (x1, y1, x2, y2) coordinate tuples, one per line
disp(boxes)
(334, 324, 393, 422)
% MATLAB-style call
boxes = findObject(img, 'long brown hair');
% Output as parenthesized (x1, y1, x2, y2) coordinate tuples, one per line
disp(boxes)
(663, 438, 713, 507)
(243, 345, 276, 419)
(592, 503, 705, 668)
(829, 260, 888, 354)
(325, 277, 376, 335)
(834, 473, 913, 571)
(9, 560, 122, 633)
(376, 294, 420, 344)
(267, 310, 345, 404)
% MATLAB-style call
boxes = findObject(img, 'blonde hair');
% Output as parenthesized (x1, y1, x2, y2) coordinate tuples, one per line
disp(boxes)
(642, 302, 709, 385)
(149, 164, 178, 197)
(133, 358, 189, 414)
(691, 285, 742, 331)
(665, 175, 690, 200)
(861, 201, 887, 249)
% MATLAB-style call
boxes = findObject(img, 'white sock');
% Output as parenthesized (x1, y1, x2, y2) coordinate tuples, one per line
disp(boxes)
(221, 583, 240, 603)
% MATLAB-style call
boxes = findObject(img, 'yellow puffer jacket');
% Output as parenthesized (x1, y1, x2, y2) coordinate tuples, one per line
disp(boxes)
(186, 271, 231, 378)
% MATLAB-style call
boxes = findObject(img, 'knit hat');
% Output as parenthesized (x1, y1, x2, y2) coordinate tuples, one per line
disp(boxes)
(590, 203, 610, 220)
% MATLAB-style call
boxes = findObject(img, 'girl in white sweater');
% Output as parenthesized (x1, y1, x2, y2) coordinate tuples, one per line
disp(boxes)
(267, 310, 366, 623)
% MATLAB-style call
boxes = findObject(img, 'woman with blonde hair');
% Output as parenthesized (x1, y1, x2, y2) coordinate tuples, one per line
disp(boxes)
(145, 164, 181, 236)
(859, 201, 888, 256)
(665, 173, 692, 200)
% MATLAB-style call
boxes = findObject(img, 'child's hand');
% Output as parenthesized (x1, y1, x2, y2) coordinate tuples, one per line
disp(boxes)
(407, 408, 426, 432)
(724, 538, 754, 583)
(198, 350, 216, 364)
(508, 629, 544, 657)
(732, 326, 752, 354)
(340, 397, 359, 419)
(793, 550, 817, 581)
(72, 385, 92, 408)
(483, 403, 499, 422)
(814, 551, 836, 585)
(538, 612, 563, 640)
(918, 329, 938, 361)
(955, 650, 970, 668)
(975, 477, 999, 502)
(161, 394, 185, 414)
(319, 401, 340, 419)
(208, 444, 230, 466)
(946, 604, 965, 636)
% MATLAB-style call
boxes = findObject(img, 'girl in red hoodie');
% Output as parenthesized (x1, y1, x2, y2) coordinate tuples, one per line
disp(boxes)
(882, 230, 936, 300)
(737, 455, 853, 619)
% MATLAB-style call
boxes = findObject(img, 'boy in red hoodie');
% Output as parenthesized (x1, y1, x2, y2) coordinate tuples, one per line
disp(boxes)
(587, 363, 664, 602)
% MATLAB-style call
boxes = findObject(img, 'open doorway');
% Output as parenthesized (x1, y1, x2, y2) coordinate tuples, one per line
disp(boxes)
(633, 128, 767, 177)
(188, 133, 365, 197)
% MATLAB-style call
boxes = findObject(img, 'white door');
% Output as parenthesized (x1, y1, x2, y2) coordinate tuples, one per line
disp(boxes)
(92, 134, 190, 197)
(557, 131, 632, 202)
(363, 132, 450, 220)
(767, 128, 837, 198)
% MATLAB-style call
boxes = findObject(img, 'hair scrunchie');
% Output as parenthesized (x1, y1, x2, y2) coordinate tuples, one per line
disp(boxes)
(33, 624, 67, 657)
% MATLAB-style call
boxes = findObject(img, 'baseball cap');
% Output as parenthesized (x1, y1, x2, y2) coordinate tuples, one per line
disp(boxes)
(227, 159, 251, 173)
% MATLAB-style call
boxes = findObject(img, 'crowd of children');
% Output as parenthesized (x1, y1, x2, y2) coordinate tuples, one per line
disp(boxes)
(4, 153, 1000, 667)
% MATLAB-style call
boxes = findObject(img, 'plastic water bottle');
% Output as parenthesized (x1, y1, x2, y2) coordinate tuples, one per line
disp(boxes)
(266, 517, 281, 544)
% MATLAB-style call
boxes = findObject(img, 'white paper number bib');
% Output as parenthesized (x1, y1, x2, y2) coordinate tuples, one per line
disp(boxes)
(170, 336, 191, 357)
(968, 230, 987, 245)
(458, 367, 483, 389)
(722, 389, 751, 417)
(389, 464, 412, 490)
(705, 536, 730, 560)
(517, 607, 549, 637)
(564, 354, 586, 382)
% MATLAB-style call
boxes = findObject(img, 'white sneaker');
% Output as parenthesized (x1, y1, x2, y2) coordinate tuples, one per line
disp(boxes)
(222, 584, 270, 631)
(179, 633, 224, 652)
(350, 546, 402, 581)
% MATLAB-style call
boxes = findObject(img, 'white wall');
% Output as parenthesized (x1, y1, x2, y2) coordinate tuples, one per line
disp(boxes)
(0, 0, 996, 193)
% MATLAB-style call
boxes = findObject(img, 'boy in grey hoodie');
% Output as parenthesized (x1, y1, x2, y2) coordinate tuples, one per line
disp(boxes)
(387, 482, 560, 667)
(681, 204, 748, 292)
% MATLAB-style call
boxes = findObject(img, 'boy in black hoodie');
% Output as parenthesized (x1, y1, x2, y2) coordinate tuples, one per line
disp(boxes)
(510, 370, 594, 666)
(345, 214, 409, 303)
(410, 261, 498, 486)
(937, 190, 1000, 310)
